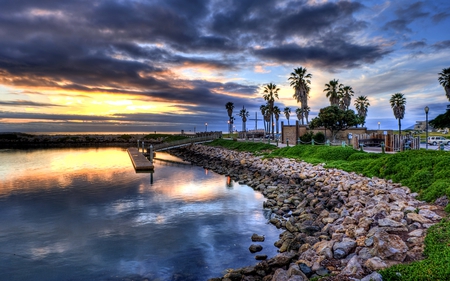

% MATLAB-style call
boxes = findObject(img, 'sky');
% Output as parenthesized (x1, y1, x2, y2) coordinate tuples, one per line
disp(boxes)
(0, 0, 449, 134)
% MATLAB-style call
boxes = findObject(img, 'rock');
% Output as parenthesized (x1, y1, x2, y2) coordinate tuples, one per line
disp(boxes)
(333, 238, 356, 259)
(341, 255, 364, 276)
(252, 233, 265, 242)
(364, 256, 388, 270)
(434, 195, 448, 207)
(256, 255, 268, 260)
(287, 264, 308, 281)
(268, 252, 296, 267)
(249, 244, 263, 253)
(408, 229, 424, 237)
(298, 263, 312, 277)
(370, 231, 408, 261)
(419, 209, 442, 220)
(406, 213, 432, 224)
(378, 218, 404, 227)
(361, 272, 383, 281)
(271, 268, 289, 281)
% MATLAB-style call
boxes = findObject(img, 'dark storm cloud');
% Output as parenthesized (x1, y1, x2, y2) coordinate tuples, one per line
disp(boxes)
(253, 39, 390, 69)
(404, 41, 427, 49)
(432, 12, 450, 23)
(431, 40, 450, 50)
(383, 1, 429, 32)
(0, 100, 63, 107)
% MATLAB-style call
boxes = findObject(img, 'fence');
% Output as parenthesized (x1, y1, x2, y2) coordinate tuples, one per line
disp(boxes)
(353, 133, 420, 152)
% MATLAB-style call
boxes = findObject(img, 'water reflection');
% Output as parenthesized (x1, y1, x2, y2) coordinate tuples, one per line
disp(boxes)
(0, 148, 282, 281)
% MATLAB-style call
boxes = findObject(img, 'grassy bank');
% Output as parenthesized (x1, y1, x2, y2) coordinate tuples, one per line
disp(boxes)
(206, 140, 450, 280)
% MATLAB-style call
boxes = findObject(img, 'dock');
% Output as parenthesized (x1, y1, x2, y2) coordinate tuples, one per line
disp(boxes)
(127, 147, 154, 171)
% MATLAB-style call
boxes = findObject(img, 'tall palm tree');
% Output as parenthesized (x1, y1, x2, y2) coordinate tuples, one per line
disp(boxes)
(295, 108, 303, 122)
(225, 102, 234, 134)
(390, 93, 406, 136)
(263, 83, 280, 138)
(324, 79, 343, 106)
(283, 107, 291, 125)
(289, 67, 312, 125)
(354, 96, 370, 127)
(438, 67, 450, 101)
(303, 106, 311, 124)
(340, 85, 354, 110)
(260, 104, 269, 134)
(273, 106, 281, 134)
(238, 106, 250, 132)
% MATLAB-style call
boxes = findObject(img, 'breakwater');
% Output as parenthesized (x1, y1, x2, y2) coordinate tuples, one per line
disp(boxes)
(171, 144, 445, 281)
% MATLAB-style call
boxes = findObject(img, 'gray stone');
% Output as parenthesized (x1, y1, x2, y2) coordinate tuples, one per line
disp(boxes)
(249, 244, 263, 253)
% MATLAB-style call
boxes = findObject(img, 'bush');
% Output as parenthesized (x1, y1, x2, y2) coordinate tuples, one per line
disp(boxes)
(313, 132, 325, 144)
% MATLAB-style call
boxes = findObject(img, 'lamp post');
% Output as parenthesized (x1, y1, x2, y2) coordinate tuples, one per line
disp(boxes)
(205, 122, 208, 132)
(425, 106, 429, 150)
(378, 122, 380, 130)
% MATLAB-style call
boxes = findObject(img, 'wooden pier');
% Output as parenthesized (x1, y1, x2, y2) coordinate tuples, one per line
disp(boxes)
(127, 147, 154, 171)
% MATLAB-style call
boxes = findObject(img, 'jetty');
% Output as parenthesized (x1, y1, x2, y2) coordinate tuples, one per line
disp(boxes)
(127, 147, 154, 171)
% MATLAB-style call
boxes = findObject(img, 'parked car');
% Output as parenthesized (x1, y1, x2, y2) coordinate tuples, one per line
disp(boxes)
(427, 136, 450, 145)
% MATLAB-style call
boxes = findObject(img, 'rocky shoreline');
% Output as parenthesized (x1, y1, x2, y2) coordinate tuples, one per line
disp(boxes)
(170, 144, 446, 281)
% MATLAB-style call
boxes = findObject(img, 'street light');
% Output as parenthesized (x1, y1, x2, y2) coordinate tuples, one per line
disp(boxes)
(205, 122, 208, 132)
(378, 122, 380, 130)
(425, 106, 429, 150)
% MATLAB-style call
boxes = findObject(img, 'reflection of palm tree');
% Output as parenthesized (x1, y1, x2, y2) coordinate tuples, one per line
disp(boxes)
(283, 107, 291, 125)
(390, 93, 406, 136)
(339, 86, 354, 110)
(324, 79, 342, 106)
(354, 96, 370, 127)
(238, 106, 250, 133)
(263, 83, 280, 139)
(225, 102, 234, 134)
(438, 67, 450, 101)
(273, 106, 281, 133)
(289, 67, 312, 125)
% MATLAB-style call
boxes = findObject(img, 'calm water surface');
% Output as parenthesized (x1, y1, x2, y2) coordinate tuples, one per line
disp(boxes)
(0, 148, 281, 281)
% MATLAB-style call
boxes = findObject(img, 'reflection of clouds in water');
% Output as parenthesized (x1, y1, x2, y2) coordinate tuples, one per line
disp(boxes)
(30, 242, 70, 259)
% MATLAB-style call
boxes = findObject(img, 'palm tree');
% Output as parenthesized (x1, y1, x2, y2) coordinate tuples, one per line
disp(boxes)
(225, 102, 234, 134)
(354, 96, 370, 127)
(260, 104, 269, 134)
(340, 86, 354, 110)
(283, 107, 291, 125)
(390, 93, 406, 136)
(289, 67, 312, 125)
(295, 108, 303, 122)
(324, 79, 343, 106)
(273, 106, 281, 134)
(438, 67, 450, 101)
(263, 83, 280, 139)
(303, 106, 311, 124)
(238, 106, 250, 133)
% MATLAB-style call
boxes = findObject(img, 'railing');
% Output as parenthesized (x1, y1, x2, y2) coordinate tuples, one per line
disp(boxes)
(150, 134, 220, 151)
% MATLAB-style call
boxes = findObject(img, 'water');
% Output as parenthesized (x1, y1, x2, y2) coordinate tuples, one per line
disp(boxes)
(0, 148, 281, 281)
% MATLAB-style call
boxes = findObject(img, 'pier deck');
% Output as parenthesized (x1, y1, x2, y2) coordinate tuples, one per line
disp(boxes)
(127, 147, 154, 171)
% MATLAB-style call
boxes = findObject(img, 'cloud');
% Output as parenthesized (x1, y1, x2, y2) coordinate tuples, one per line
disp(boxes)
(0, 100, 64, 107)
(404, 40, 427, 49)
(432, 40, 450, 50)
(383, 1, 429, 33)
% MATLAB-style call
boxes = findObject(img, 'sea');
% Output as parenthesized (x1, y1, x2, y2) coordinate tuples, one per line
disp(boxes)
(0, 147, 281, 281)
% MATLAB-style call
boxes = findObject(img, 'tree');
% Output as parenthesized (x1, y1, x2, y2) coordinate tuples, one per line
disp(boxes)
(238, 106, 250, 133)
(430, 110, 450, 129)
(284, 107, 291, 125)
(225, 102, 234, 134)
(262, 83, 280, 139)
(303, 106, 311, 124)
(324, 79, 343, 106)
(390, 93, 406, 136)
(273, 106, 281, 133)
(339, 86, 354, 110)
(295, 108, 303, 122)
(289, 67, 312, 124)
(260, 104, 269, 134)
(309, 106, 359, 142)
(438, 67, 450, 101)
(354, 96, 370, 127)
